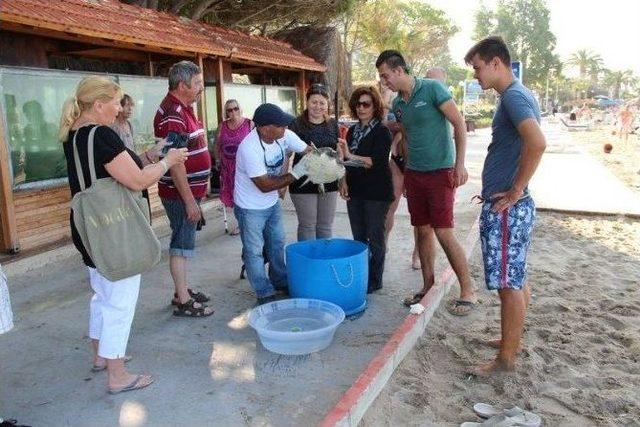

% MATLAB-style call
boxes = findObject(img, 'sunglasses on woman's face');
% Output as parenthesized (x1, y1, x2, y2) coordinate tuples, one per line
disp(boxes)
(226, 106, 240, 113)
(356, 101, 372, 109)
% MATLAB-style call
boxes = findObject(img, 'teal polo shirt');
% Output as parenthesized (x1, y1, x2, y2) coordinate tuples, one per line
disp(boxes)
(392, 77, 454, 172)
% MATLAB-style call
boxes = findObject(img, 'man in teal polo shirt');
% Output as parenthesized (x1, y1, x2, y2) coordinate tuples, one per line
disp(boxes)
(376, 50, 476, 315)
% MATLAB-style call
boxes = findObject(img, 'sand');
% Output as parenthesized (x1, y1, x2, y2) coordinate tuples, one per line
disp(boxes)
(364, 212, 640, 426)
(578, 126, 640, 195)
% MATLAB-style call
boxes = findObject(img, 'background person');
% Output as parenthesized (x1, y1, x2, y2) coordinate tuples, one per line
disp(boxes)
(288, 84, 339, 241)
(110, 94, 135, 152)
(110, 94, 166, 166)
(59, 76, 187, 394)
(338, 86, 393, 293)
(618, 104, 635, 143)
(154, 61, 214, 317)
(215, 99, 253, 235)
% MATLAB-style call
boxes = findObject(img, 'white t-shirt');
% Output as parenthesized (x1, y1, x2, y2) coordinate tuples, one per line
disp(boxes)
(234, 128, 307, 209)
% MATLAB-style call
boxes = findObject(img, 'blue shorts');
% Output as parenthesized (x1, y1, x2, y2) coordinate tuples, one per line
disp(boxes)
(479, 197, 535, 291)
(161, 197, 201, 258)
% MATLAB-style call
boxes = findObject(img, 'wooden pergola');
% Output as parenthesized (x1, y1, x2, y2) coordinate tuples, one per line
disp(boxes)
(0, 0, 326, 254)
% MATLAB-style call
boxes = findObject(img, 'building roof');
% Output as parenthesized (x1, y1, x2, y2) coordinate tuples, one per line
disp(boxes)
(0, 0, 326, 72)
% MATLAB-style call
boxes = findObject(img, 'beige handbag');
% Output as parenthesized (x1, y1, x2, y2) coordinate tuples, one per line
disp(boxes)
(71, 126, 161, 281)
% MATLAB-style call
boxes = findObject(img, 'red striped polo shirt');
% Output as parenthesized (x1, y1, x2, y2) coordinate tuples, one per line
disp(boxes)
(154, 93, 211, 200)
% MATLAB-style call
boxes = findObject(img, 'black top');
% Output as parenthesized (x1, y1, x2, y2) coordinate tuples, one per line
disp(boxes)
(345, 122, 394, 201)
(63, 125, 145, 268)
(288, 116, 339, 194)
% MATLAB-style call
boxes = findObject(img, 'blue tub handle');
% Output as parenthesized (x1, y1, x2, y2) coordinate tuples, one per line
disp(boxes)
(330, 263, 354, 288)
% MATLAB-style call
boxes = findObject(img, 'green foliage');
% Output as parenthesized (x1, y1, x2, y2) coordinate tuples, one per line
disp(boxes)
(348, 0, 458, 81)
(472, 2, 495, 42)
(566, 49, 603, 79)
(603, 69, 635, 99)
(473, 0, 560, 92)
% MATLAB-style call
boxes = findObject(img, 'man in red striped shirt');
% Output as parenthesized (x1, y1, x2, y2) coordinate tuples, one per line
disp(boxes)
(154, 61, 213, 317)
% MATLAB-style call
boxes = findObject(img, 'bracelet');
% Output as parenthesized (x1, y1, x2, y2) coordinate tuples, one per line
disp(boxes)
(145, 150, 156, 164)
(159, 159, 168, 174)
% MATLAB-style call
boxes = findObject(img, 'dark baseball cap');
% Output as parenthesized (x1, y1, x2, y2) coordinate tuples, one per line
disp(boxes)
(253, 103, 295, 127)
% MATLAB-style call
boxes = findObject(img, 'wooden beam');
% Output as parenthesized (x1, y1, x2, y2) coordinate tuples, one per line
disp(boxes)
(148, 53, 155, 77)
(298, 70, 307, 111)
(231, 66, 264, 75)
(196, 54, 208, 128)
(65, 47, 149, 62)
(214, 57, 225, 125)
(0, 104, 20, 253)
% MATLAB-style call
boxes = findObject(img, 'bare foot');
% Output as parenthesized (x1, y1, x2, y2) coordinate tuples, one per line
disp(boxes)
(470, 358, 516, 377)
(484, 339, 523, 353)
(411, 257, 421, 270)
(94, 355, 132, 370)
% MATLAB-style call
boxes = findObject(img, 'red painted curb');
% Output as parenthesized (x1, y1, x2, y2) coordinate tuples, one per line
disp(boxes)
(320, 215, 480, 427)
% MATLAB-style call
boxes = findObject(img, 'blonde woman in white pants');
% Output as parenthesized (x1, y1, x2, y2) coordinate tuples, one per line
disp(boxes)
(59, 76, 187, 394)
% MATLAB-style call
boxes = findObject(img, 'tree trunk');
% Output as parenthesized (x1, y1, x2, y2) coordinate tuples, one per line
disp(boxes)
(170, 0, 192, 14)
(191, 0, 226, 21)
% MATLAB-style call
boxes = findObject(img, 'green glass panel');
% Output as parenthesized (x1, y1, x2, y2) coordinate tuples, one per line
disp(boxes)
(224, 84, 263, 120)
(1, 67, 77, 186)
(116, 75, 168, 153)
(264, 87, 298, 116)
(205, 85, 218, 148)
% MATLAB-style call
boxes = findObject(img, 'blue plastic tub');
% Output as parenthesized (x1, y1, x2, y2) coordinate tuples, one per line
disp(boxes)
(286, 239, 368, 315)
(249, 298, 345, 355)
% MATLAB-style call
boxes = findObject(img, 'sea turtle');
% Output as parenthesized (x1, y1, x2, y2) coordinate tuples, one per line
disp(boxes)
(299, 145, 346, 193)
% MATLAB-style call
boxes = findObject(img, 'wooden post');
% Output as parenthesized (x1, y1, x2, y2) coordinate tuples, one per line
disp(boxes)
(196, 54, 207, 128)
(0, 105, 20, 253)
(148, 53, 155, 77)
(214, 57, 225, 125)
(298, 70, 306, 112)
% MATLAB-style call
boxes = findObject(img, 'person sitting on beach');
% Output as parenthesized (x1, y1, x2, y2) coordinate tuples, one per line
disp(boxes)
(465, 36, 546, 375)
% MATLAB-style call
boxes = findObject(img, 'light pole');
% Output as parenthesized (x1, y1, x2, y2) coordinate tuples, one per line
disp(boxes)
(545, 71, 550, 111)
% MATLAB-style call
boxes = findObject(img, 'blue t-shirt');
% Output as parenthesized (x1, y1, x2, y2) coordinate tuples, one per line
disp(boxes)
(482, 80, 540, 199)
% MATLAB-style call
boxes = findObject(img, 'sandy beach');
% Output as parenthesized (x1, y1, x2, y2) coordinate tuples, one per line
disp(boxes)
(576, 125, 640, 195)
(364, 211, 640, 426)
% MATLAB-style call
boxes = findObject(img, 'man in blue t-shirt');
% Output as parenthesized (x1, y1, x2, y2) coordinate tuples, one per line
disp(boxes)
(465, 36, 546, 376)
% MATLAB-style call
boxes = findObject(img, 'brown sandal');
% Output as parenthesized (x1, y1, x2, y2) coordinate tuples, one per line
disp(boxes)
(173, 298, 214, 317)
(171, 288, 210, 306)
(402, 292, 426, 307)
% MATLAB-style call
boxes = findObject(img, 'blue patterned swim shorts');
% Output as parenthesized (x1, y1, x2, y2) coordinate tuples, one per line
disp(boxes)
(479, 196, 536, 291)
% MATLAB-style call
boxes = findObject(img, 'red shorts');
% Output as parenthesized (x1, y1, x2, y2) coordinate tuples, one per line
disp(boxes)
(404, 168, 456, 228)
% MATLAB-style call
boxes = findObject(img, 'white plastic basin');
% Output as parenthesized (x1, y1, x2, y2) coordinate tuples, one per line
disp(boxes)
(248, 298, 345, 355)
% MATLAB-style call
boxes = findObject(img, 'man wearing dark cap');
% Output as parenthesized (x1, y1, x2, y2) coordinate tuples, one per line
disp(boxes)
(234, 103, 313, 304)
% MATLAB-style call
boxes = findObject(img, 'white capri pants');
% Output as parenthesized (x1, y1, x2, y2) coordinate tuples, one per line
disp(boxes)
(0, 263, 14, 334)
(88, 267, 140, 359)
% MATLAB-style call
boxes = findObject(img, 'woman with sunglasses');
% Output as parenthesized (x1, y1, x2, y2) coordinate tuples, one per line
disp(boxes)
(337, 86, 393, 293)
(288, 84, 340, 241)
(215, 99, 253, 235)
